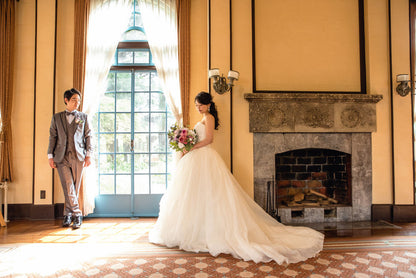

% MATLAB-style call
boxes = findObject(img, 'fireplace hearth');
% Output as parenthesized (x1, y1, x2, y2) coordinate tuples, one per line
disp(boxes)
(245, 93, 383, 224)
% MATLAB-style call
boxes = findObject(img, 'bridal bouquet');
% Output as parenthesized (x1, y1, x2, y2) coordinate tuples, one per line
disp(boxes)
(168, 123, 198, 152)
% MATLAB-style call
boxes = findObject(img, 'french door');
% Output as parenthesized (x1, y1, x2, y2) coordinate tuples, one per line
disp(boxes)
(91, 70, 175, 217)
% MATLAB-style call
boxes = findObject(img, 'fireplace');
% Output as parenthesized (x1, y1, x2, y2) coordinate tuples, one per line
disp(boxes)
(245, 93, 383, 223)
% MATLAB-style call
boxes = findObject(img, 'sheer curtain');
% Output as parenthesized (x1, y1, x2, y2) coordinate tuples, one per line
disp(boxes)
(138, 0, 182, 124)
(81, 0, 132, 215)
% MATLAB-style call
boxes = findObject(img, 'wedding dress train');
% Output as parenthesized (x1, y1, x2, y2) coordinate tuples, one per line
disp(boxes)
(149, 122, 324, 264)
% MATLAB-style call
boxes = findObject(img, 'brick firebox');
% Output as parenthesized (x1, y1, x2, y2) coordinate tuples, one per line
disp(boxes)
(275, 148, 352, 207)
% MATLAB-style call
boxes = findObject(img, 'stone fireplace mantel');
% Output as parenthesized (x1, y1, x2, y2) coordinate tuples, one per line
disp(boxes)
(244, 93, 383, 133)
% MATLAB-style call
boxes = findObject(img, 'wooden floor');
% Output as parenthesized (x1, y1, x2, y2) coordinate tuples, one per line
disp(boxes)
(0, 217, 415, 244)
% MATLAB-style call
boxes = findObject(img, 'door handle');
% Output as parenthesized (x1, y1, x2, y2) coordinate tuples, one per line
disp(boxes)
(131, 139, 134, 152)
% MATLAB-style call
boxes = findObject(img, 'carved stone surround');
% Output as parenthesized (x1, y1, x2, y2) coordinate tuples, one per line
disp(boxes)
(245, 93, 382, 133)
(244, 93, 383, 223)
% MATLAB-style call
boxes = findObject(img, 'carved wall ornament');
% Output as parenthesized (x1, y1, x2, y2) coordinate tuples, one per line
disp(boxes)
(341, 108, 361, 128)
(302, 107, 333, 128)
(269, 108, 286, 128)
(249, 102, 268, 131)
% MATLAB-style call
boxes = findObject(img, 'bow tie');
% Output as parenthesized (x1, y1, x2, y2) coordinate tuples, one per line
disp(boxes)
(66, 111, 76, 115)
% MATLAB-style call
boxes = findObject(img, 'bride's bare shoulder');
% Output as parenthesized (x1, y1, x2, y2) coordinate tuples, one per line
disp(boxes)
(205, 113, 215, 122)
(201, 114, 214, 125)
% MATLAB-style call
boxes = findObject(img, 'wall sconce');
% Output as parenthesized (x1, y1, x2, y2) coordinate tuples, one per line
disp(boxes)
(396, 74, 411, 97)
(208, 68, 239, 95)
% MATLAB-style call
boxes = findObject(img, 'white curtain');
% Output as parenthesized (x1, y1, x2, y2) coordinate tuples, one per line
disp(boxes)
(138, 0, 182, 123)
(81, 0, 132, 215)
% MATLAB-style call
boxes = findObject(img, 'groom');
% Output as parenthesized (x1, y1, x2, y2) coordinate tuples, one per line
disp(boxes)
(48, 88, 92, 229)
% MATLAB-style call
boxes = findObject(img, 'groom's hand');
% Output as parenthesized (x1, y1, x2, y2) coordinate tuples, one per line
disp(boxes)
(48, 158, 56, 169)
(84, 156, 91, 167)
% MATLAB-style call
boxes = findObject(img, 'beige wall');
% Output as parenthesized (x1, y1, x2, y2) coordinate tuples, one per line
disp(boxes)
(54, 0, 75, 203)
(390, 0, 414, 204)
(368, 0, 394, 204)
(12, 0, 36, 204)
(9, 0, 415, 209)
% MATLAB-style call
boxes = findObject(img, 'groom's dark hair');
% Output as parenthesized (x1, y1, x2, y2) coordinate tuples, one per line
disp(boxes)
(64, 88, 81, 104)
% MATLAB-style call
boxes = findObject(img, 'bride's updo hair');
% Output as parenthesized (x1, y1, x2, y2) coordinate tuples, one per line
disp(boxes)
(195, 91, 219, 130)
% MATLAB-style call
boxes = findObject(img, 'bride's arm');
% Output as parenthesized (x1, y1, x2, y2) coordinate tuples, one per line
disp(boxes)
(190, 114, 215, 151)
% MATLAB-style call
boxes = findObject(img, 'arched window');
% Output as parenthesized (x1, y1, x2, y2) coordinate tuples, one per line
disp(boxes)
(92, 1, 175, 217)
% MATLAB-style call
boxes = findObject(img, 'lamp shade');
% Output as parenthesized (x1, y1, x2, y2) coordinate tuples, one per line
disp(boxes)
(209, 68, 220, 78)
(397, 74, 409, 82)
(228, 70, 239, 80)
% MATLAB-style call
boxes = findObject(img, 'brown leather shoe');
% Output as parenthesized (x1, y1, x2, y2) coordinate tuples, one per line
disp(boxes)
(62, 216, 72, 227)
(72, 216, 82, 229)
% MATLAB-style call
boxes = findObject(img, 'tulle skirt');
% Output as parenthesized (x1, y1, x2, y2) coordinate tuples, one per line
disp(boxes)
(149, 145, 324, 264)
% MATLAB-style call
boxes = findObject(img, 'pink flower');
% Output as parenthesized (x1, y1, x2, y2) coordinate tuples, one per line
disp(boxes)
(178, 134, 187, 144)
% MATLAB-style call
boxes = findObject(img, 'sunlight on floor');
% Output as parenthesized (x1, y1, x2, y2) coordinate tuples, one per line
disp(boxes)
(0, 244, 117, 276)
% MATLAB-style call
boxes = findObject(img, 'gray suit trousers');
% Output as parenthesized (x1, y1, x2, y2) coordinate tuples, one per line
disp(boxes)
(56, 152, 84, 217)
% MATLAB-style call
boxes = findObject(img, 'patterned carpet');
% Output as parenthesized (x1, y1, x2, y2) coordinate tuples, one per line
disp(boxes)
(9, 251, 414, 278)
(0, 238, 416, 277)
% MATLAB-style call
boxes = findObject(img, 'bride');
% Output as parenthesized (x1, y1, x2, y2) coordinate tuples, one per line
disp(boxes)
(149, 92, 324, 264)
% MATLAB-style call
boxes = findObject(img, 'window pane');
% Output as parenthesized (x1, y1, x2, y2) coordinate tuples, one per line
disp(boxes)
(151, 154, 166, 173)
(151, 92, 166, 111)
(116, 134, 131, 152)
(151, 72, 163, 91)
(134, 174, 149, 194)
(100, 113, 115, 132)
(150, 133, 166, 152)
(116, 72, 131, 92)
(107, 72, 115, 91)
(134, 113, 149, 132)
(134, 133, 149, 152)
(116, 113, 131, 132)
(151, 174, 166, 194)
(127, 13, 135, 28)
(100, 92, 115, 111)
(151, 113, 166, 132)
(134, 154, 149, 173)
(100, 154, 115, 173)
(134, 93, 149, 111)
(135, 72, 150, 91)
(134, 1, 140, 13)
(116, 175, 131, 194)
(116, 92, 131, 112)
(118, 51, 133, 64)
(100, 175, 114, 194)
(134, 50, 150, 64)
(100, 134, 115, 153)
(123, 29, 147, 41)
(135, 14, 143, 28)
(116, 153, 131, 174)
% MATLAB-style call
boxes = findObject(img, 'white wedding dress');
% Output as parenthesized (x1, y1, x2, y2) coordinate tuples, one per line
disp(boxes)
(149, 122, 324, 264)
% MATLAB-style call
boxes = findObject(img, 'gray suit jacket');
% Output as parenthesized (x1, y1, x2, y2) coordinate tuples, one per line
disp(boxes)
(48, 111, 92, 163)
